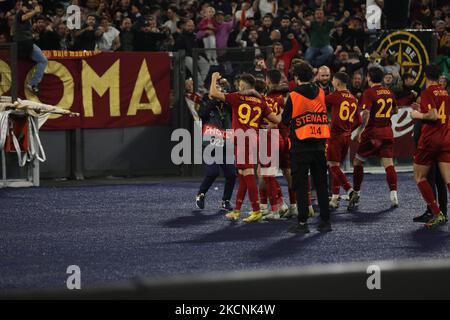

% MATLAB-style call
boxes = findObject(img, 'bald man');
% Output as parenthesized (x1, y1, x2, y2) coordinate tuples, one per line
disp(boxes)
(315, 66, 334, 95)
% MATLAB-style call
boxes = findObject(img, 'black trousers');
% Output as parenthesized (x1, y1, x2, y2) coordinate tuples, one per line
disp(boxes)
(291, 150, 330, 223)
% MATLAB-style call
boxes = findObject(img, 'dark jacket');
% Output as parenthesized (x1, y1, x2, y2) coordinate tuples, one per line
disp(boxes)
(199, 96, 232, 148)
(174, 31, 200, 57)
(283, 83, 327, 152)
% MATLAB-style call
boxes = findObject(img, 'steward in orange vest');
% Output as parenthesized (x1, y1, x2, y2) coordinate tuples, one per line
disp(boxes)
(282, 62, 331, 233)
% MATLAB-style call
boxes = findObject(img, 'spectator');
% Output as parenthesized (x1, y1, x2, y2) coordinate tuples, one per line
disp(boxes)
(34, 16, 60, 50)
(257, 13, 274, 46)
(52, 3, 67, 27)
(198, 6, 218, 65)
(73, 14, 98, 50)
(55, 22, 71, 50)
(96, 16, 120, 51)
(331, 46, 364, 76)
(382, 72, 396, 89)
(198, 6, 236, 60)
(435, 20, 450, 56)
(163, 4, 179, 34)
(330, 25, 351, 51)
(315, 65, 333, 95)
(256, 0, 278, 18)
(174, 19, 210, 89)
(272, 33, 300, 77)
(298, 8, 350, 67)
(119, 16, 133, 51)
(133, 17, 169, 52)
(348, 72, 364, 99)
(13, 0, 48, 96)
(279, 15, 293, 50)
(382, 53, 401, 82)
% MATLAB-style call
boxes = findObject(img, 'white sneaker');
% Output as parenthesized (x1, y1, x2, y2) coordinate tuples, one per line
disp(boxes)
(390, 190, 398, 208)
(308, 205, 315, 217)
(262, 211, 280, 221)
(278, 201, 289, 216)
(329, 196, 339, 209)
(260, 204, 270, 216)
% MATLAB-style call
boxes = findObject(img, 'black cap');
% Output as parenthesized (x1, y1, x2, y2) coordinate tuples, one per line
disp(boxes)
(215, 10, 225, 16)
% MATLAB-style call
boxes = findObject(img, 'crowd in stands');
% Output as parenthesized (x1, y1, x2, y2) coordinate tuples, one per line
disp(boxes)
(0, 0, 449, 93)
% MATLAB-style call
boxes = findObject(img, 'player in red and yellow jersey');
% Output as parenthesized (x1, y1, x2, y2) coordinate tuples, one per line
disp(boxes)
(325, 72, 358, 210)
(249, 78, 286, 220)
(350, 67, 399, 210)
(209, 72, 281, 222)
(411, 64, 450, 229)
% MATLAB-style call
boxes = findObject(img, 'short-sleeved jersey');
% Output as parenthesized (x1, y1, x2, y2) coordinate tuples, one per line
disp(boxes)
(325, 89, 358, 136)
(260, 94, 283, 127)
(225, 92, 273, 132)
(266, 91, 288, 137)
(418, 84, 450, 151)
(359, 85, 397, 139)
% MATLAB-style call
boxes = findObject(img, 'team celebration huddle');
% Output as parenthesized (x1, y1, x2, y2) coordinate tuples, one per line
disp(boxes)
(194, 62, 449, 234)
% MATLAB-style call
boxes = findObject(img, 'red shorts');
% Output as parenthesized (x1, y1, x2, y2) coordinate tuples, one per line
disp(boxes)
(327, 134, 351, 163)
(234, 137, 257, 169)
(279, 134, 291, 169)
(413, 148, 450, 166)
(258, 129, 282, 168)
(356, 137, 394, 160)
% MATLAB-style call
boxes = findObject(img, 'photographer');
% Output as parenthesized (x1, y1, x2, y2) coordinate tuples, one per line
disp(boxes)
(195, 78, 236, 212)
(13, 0, 48, 96)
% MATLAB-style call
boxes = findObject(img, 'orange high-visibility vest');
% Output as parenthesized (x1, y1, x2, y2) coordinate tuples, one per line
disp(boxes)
(290, 88, 330, 140)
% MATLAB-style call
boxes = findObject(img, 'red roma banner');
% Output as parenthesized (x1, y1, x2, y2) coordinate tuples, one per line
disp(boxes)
(1, 51, 171, 130)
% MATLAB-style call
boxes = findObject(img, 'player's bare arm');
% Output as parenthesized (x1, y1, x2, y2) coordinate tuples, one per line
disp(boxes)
(354, 109, 369, 142)
(209, 72, 226, 102)
(21, 3, 41, 21)
(410, 107, 438, 121)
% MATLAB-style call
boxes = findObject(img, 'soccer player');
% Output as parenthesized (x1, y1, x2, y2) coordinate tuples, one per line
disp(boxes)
(325, 72, 357, 209)
(209, 72, 281, 222)
(252, 78, 285, 220)
(350, 67, 399, 210)
(411, 64, 450, 229)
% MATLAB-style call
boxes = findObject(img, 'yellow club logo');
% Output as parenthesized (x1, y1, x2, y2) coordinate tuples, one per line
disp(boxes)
(377, 31, 430, 87)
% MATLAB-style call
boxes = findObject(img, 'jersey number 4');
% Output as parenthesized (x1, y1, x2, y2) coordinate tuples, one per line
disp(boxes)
(339, 100, 358, 122)
(238, 103, 262, 127)
(428, 101, 447, 124)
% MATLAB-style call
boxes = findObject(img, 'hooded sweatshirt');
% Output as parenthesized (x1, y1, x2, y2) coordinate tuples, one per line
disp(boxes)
(282, 83, 327, 152)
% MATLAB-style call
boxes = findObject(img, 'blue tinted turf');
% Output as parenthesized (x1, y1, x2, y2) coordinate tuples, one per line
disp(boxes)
(0, 173, 449, 291)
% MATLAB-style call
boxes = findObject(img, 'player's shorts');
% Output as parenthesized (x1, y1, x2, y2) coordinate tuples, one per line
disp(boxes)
(413, 148, 450, 166)
(279, 134, 291, 169)
(356, 137, 394, 161)
(234, 132, 259, 169)
(326, 134, 351, 163)
(258, 130, 281, 169)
